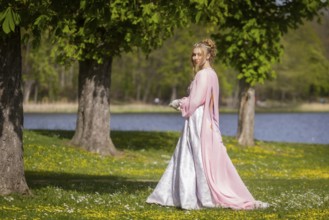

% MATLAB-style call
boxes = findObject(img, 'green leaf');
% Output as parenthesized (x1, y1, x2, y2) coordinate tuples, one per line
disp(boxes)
(151, 13, 159, 23)
(142, 4, 152, 15)
(63, 25, 70, 33)
(12, 9, 21, 26)
(2, 18, 9, 33)
(195, 11, 202, 23)
(80, 0, 86, 9)
(0, 10, 6, 22)
(8, 8, 16, 32)
(1, 7, 18, 33)
(237, 73, 244, 79)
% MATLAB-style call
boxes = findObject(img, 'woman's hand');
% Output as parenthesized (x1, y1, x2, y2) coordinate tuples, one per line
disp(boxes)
(169, 99, 181, 111)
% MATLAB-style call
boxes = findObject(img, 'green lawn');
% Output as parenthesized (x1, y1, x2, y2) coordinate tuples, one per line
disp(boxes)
(0, 130, 328, 219)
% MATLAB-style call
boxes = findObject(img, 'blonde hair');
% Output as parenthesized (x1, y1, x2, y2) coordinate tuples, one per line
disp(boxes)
(193, 38, 217, 62)
(191, 38, 217, 74)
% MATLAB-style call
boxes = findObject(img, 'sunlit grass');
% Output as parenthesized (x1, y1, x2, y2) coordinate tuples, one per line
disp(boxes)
(0, 130, 328, 219)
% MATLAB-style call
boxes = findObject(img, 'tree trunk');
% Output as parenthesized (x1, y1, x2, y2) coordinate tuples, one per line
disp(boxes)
(170, 85, 177, 101)
(0, 30, 30, 195)
(22, 39, 34, 104)
(281, 90, 284, 102)
(136, 83, 141, 101)
(33, 84, 38, 103)
(23, 80, 34, 104)
(71, 57, 118, 156)
(60, 65, 65, 88)
(142, 78, 151, 103)
(232, 84, 240, 108)
(236, 80, 255, 146)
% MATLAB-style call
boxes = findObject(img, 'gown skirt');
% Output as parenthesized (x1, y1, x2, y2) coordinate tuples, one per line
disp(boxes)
(146, 105, 268, 210)
(146, 106, 215, 209)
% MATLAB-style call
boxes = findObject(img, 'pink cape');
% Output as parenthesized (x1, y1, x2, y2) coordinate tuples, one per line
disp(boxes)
(180, 68, 257, 210)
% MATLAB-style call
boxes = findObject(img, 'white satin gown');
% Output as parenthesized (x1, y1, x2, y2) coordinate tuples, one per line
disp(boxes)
(146, 106, 214, 209)
(146, 68, 268, 210)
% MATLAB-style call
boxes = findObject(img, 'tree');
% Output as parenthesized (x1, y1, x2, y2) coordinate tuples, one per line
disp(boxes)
(211, 0, 329, 146)
(110, 24, 234, 105)
(256, 18, 329, 102)
(0, 27, 30, 196)
(0, 1, 51, 195)
(50, 0, 191, 155)
(22, 31, 60, 103)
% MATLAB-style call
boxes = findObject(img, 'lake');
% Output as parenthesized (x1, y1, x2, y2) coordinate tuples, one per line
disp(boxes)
(24, 112, 329, 144)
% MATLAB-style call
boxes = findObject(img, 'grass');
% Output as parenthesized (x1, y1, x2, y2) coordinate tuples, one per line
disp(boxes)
(0, 130, 328, 219)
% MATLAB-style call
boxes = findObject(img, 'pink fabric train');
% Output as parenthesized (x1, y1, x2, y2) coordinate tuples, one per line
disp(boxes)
(180, 68, 258, 209)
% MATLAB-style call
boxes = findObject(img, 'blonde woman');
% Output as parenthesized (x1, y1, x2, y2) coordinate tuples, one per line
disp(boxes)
(147, 39, 268, 210)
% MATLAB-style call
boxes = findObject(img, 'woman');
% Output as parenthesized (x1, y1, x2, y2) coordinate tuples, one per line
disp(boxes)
(146, 39, 268, 210)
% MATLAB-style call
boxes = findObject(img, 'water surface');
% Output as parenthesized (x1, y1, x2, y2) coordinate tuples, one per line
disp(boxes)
(24, 112, 329, 144)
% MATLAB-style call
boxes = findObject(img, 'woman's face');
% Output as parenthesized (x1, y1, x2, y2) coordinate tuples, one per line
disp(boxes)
(191, 47, 207, 67)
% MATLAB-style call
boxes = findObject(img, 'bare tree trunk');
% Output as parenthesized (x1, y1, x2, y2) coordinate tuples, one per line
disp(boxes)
(23, 80, 34, 104)
(170, 85, 177, 101)
(142, 67, 157, 103)
(60, 65, 65, 88)
(33, 84, 38, 103)
(142, 73, 153, 103)
(0, 30, 30, 195)
(71, 57, 118, 156)
(281, 90, 285, 102)
(136, 83, 141, 101)
(232, 84, 240, 108)
(22, 38, 34, 104)
(237, 80, 255, 146)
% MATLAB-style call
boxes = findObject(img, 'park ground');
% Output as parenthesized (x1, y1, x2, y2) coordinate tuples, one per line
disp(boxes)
(0, 130, 328, 219)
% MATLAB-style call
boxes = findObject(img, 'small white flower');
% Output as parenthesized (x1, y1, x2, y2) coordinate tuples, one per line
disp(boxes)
(67, 208, 74, 213)
(124, 204, 130, 210)
(4, 196, 14, 202)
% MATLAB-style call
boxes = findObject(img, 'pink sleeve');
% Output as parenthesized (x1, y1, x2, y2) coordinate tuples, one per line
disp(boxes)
(180, 71, 208, 118)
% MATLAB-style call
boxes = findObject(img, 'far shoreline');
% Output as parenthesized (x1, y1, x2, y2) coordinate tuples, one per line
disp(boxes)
(23, 102, 329, 114)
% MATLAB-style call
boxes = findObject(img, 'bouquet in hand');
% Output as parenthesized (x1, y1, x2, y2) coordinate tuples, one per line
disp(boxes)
(169, 99, 181, 111)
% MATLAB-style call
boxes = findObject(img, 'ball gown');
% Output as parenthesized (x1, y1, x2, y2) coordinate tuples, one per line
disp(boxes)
(146, 68, 268, 210)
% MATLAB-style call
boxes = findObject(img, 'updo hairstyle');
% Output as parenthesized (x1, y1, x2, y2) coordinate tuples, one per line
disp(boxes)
(193, 38, 217, 62)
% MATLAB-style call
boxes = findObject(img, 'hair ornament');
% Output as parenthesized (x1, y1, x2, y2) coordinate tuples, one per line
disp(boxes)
(193, 42, 211, 49)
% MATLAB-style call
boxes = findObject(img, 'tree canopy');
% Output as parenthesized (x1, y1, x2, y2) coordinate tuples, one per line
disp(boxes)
(49, 0, 191, 64)
(213, 0, 329, 86)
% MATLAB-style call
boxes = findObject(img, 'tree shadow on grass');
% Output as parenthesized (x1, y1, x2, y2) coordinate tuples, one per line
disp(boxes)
(29, 129, 179, 152)
(24, 130, 173, 195)
(28, 129, 75, 140)
(25, 170, 157, 195)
